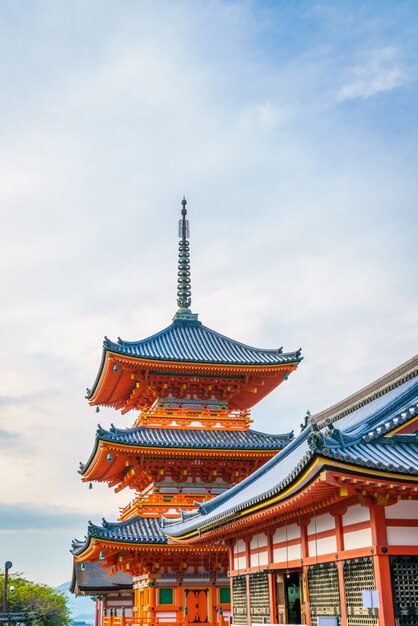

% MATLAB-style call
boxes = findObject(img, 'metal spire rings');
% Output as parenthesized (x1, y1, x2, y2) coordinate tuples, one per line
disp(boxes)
(177, 197, 192, 312)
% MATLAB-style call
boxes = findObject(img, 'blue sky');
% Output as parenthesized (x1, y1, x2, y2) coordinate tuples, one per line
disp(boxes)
(0, 0, 417, 586)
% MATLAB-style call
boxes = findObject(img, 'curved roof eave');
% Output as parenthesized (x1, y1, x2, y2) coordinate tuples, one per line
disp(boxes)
(78, 425, 294, 476)
(86, 320, 302, 400)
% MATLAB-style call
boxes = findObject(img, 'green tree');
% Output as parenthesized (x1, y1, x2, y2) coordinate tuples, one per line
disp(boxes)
(0, 572, 71, 626)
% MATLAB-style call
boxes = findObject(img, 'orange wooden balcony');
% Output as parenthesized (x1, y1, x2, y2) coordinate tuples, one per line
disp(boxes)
(119, 493, 209, 521)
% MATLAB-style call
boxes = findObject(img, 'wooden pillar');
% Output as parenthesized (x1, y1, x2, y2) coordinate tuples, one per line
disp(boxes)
(267, 574, 276, 625)
(175, 581, 184, 625)
(245, 539, 251, 626)
(245, 575, 251, 626)
(334, 513, 348, 626)
(147, 579, 157, 626)
(228, 540, 235, 573)
(228, 541, 235, 625)
(370, 505, 395, 626)
(370, 504, 388, 545)
(95, 597, 101, 626)
(142, 587, 149, 625)
(267, 532, 277, 624)
(373, 555, 395, 626)
(133, 587, 141, 625)
(299, 517, 311, 626)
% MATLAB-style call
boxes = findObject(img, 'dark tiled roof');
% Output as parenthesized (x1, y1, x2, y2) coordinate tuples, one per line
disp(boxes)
(79, 426, 292, 474)
(70, 556, 132, 594)
(165, 370, 418, 537)
(98, 425, 292, 449)
(103, 319, 301, 366)
(72, 517, 167, 556)
(320, 437, 418, 473)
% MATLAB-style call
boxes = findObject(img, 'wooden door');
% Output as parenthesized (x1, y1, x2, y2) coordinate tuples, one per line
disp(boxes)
(185, 588, 209, 623)
(276, 574, 287, 624)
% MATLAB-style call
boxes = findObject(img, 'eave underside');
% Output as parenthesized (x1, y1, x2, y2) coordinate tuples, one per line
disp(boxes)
(75, 537, 228, 578)
(173, 464, 418, 543)
(81, 440, 282, 487)
(88, 352, 299, 412)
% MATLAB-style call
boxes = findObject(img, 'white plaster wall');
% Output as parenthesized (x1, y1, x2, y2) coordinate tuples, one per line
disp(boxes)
(272, 543, 301, 564)
(234, 555, 247, 570)
(250, 551, 269, 567)
(250, 533, 268, 549)
(273, 523, 300, 543)
(344, 527, 372, 550)
(385, 500, 418, 519)
(156, 612, 177, 620)
(308, 535, 337, 557)
(387, 526, 418, 546)
(343, 504, 370, 526)
(234, 539, 246, 554)
(288, 543, 302, 561)
(307, 513, 335, 535)
(272, 547, 286, 564)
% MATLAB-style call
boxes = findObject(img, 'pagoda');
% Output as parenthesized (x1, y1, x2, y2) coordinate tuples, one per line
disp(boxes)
(72, 199, 302, 626)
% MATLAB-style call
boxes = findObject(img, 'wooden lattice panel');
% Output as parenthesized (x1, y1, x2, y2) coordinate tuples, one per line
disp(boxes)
(308, 562, 341, 625)
(249, 572, 270, 621)
(343, 557, 378, 626)
(232, 576, 247, 626)
(391, 555, 418, 626)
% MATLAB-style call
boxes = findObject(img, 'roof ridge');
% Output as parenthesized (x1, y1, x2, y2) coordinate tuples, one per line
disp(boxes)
(311, 354, 418, 427)
(342, 379, 418, 438)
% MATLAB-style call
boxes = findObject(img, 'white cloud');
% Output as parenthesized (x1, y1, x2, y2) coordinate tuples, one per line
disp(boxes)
(336, 46, 410, 101)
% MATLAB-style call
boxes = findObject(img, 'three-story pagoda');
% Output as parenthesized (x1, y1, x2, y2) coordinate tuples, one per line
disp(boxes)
(72, 199, 302, 626)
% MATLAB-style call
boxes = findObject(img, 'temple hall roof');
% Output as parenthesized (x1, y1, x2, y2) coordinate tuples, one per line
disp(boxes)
(164, 357, 418, 538)
(70, 551, 132, 594)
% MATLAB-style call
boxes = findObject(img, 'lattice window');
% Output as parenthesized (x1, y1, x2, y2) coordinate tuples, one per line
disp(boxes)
(249, 572, 270, 622)
(343, 557, 378, 626)
(391, 555, 418, 626)
(232, 576, 247, 626)
(308, 562, 341, 626)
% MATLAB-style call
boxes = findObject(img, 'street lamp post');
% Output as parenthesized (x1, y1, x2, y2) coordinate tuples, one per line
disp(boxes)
(2, 561, 12, 614)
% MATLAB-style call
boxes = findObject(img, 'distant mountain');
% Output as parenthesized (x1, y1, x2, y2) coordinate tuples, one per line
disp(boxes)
(56, 581, 94, 625)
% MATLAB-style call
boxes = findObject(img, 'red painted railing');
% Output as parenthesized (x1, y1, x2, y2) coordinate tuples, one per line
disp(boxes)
(102, 615, 135, 626)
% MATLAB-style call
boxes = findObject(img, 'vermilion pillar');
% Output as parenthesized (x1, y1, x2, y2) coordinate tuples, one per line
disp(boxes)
(267, 531, 277, 623)
(333, 512, 348, 626)
(370, 505, 395, 626)
(175, 582, 184, 624)
(299, 517, 311, 626)
(147, 579, 157, 626)
(228, 541, 235, 625)
(245, 539, 251, 626)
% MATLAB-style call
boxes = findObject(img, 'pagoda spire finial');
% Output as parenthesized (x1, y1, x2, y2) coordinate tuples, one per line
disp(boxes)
(174, 197, 198, 322)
